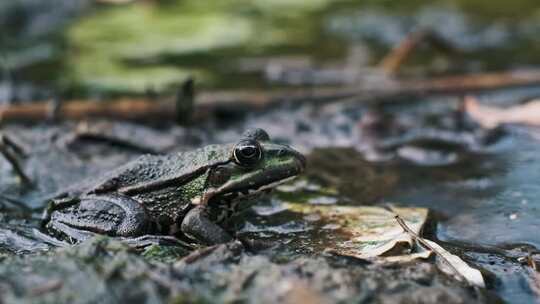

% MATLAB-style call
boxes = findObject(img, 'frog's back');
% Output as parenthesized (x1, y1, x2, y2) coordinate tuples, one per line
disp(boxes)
(83, 144, 233, 195)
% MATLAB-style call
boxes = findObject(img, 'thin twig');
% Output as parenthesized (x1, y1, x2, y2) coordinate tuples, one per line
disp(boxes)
(378, 29, 430, 75)
(0, 133, 32, 186)
(29, 279, 63, 296)
(378, 29, 455, 76)
(1, 133, 27, 156)
(180, 244, 219, 264)
(394, 215, 467, 284)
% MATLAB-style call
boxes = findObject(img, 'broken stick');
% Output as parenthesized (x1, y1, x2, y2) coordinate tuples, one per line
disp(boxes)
(2, 69, 540, 124)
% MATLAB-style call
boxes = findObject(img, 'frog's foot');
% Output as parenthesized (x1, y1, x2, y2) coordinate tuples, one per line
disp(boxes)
(120, 235, 195, 249)
(0, 132, 32, 186)
(39, 221, 97, 245)
(35, 227, 194, 250)
(181, 206, 234, 246)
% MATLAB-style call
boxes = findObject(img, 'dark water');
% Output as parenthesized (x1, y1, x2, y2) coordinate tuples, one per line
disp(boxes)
(3, 1, 540, 303)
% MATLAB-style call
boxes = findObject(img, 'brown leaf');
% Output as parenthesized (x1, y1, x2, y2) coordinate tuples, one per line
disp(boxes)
(464, 95, 540, 128)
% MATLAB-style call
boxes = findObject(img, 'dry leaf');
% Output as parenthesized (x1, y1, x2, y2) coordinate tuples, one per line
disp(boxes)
(395, 215, 485, 288)
(373, 251, 433, 265)
(284, 203, 485, 288)
(422, 239, 485, 288)
(465, 95, 540, 128)
(524, 256, 540, 300)
(284, 203, 428, 259)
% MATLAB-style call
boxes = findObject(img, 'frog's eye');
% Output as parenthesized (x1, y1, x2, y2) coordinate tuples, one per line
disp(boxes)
(233, 139, 262, 167)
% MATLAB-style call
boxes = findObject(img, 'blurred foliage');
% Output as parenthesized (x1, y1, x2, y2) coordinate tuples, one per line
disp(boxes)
(4, 0, 540, 97)
(64, 0, 346, 94)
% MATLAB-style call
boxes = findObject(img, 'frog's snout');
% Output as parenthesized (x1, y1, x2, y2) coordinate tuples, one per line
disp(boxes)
(276, 146, 306, 175)
(293, 150, 307, 173)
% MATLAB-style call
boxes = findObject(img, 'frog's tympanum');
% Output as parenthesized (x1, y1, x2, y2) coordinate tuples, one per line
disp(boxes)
(41, 129, 305, 246)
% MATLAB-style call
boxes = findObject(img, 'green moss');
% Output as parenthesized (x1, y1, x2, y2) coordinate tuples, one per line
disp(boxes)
(142, 244, 191, 263)
(65, 3, 253, 93)
(63, 0, 350, 94)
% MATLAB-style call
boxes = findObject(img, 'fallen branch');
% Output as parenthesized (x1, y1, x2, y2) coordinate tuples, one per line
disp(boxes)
(405, 70, 540, 94)
(0, 87, 358, 124)
(2, 69, 540, 124)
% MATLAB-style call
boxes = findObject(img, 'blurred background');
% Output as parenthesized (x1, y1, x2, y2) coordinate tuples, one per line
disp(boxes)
(4, 1, 540, 303)
(3, 0, 540, 100)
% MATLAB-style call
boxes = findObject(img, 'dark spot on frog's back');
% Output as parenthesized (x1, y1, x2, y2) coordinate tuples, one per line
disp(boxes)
(207, 150, 218, 160)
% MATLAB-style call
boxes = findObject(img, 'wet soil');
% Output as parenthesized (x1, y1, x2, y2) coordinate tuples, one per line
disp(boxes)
(0, 237, 495, 304)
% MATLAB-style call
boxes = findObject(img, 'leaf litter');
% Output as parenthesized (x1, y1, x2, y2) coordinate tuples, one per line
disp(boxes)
(285, 202, 486, 288)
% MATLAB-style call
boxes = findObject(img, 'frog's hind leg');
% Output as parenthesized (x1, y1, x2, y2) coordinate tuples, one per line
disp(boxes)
(43, 194, 195, 249)
(43, 194, 151, 244)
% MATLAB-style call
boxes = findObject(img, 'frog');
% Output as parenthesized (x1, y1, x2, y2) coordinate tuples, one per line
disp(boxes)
(39, 128, 306, 247)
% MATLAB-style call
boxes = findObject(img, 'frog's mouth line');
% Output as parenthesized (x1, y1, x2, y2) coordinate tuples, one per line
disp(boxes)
(202, 175, 297, 205)
(196, 153, 305, 205)
(226, 175, 297, 199)
(198, 172, 300, 206)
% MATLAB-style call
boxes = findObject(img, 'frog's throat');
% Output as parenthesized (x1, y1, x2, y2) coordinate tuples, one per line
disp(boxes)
(192, 175, 297, 206)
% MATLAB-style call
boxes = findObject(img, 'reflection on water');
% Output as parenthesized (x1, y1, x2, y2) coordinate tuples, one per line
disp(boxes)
(440, 131, 540, 246)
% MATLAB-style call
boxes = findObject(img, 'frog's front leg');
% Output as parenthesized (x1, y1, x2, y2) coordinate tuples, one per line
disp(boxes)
(181, 205, 233, 245)
(43, 193, 150, 244)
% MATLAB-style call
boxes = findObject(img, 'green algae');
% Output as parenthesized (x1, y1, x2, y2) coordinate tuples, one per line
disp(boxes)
(63, 0, 342, 94)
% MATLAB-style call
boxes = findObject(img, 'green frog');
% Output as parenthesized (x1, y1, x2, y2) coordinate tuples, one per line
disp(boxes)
(40, 129, 305, 247)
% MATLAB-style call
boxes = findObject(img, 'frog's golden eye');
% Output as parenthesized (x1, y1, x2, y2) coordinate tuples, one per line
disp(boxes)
(233, 139, 262, 167)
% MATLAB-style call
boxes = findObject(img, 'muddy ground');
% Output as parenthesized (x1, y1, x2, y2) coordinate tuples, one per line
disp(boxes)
(0, 100, 510, 303)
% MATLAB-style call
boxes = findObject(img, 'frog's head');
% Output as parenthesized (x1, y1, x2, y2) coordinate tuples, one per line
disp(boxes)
(200, 129, 306, 205)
